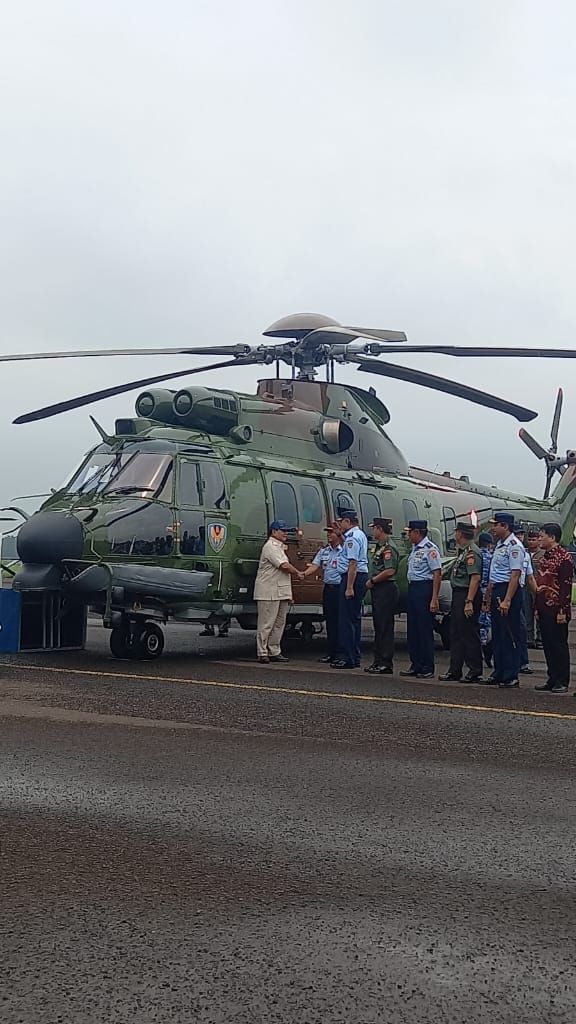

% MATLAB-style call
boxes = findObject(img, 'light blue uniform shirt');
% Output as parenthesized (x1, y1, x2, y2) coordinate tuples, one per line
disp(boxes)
(520, 551, 533, 588)
(313, 544, 343, 584)
(488, 534, 525, 583)
(342, 526, 369, 573)
(407, 537, 442, 581)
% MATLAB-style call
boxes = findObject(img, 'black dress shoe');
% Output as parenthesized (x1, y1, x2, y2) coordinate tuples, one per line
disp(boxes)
(464, 673, 483, 683)
(365, 664, 393, 675)
(399, 669, 418, 677)
(364, 664, 380, 673)
(269, 654, 289, 663)
(438, 672, 461, 681)
(417, 672, 434, 679)
(498, 679, 519, 688)
(318, 656, 333, 663)
(257, 656, 270, 663)
(551, 685, 569, 693)
(535, 681, 553, 691)
(519, 665, 533, 675)
(332, 660, 354, 669)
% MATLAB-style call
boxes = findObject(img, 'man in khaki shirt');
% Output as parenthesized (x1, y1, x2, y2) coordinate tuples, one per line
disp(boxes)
(254, 520, 303, 663)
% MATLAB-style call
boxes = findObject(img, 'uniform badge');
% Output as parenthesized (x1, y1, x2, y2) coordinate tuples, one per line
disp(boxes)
(347, 540, 354, 548)
(466, 556, 475, 565)
(430, 550, 439, 559)
(207, 522, 227, 553)
(384, 551, 392, 560)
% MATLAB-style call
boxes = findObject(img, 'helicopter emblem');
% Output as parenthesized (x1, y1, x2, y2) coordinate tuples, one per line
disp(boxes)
(207, 523, 227, 553)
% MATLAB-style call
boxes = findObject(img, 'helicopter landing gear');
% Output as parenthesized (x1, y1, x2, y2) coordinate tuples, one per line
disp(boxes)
(109, 620, 165, 661)
(436, 615, 451, 651)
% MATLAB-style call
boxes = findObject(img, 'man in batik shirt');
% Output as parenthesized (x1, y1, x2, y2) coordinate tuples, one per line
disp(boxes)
(534, 523, 574, 694)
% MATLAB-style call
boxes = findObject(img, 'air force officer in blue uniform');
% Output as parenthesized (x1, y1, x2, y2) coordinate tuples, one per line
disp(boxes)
(483, 511, 524, 687)
(401, 520, 442, 679)
(332, 507, 369, 669)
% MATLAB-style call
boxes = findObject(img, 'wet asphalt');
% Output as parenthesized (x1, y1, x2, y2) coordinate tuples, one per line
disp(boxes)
(2, 623, 576, 1023)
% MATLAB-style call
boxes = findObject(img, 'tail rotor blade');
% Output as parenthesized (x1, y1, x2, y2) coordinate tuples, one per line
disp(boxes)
(518, 429, 549, 461)
(550, 387, 563, 453)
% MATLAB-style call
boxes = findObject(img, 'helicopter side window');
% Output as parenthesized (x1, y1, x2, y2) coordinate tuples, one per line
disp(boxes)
(200, 462, 229, 510)
(402, 498, 418, 525)
(331, 489, 354, 519)
(180, 462, 201, 506)
(300, 484, 322, 524)
(360, 492, 381, 540)
(443, 506, 457, 551)
(271, 480, 298, 529)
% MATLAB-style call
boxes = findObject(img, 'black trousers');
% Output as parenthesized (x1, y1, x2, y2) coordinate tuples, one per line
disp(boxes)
(490, 584, 522, 682)
(371, 582, 399, 668)
(323, 583, 341, 660)
(338, 573, 368, 666)
(407, 581, 435, 675)
(449, 589, 482, 678)
(539, 612, 571, 686)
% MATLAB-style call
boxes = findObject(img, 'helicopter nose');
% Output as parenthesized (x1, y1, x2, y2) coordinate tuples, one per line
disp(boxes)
(17, 510, 85, 564)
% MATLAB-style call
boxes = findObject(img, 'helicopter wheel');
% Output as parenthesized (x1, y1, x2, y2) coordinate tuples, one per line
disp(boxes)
(135, 622, 165, 661)
(109, 623, 138, 660)
(299, 620, 318, 644)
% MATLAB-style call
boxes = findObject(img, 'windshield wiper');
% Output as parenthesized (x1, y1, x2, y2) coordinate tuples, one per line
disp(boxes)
(105, 486, 155, 496)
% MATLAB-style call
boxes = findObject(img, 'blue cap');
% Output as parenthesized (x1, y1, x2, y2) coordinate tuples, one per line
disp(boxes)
(269, 520, 288, 531)
(490, 512, 515, 528)
(337, 507, 358, 520)
(408, 519, 428, 531)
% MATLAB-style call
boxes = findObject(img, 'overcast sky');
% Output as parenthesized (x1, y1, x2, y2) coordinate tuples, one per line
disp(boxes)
(2, 0, 576, 517)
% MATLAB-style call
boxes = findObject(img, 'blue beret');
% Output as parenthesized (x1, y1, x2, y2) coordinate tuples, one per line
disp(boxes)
(269, 520, 288, 531)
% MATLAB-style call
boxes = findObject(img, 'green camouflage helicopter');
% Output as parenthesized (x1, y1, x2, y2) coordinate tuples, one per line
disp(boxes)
(3, 312, 576, 660)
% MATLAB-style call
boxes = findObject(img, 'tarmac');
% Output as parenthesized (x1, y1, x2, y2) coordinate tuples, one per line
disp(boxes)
(1, 621, 576, 1023)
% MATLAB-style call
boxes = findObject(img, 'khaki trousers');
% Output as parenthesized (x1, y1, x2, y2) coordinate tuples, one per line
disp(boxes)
(256, 600, 291, 658)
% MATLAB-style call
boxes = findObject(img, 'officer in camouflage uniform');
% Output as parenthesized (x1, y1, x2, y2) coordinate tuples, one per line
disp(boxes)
(439, 522, 483, 682)
(365, 517, 399, 674)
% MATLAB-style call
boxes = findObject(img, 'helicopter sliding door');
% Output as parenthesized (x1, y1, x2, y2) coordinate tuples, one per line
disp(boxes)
(264, 473, 325, 607)
(177, 459, 230, 597)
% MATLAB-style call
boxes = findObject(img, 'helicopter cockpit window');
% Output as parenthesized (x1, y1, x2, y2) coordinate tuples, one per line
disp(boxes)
(65, 452, 173, 502)
(300, 483, 322, 523)
(271, 480, 298, 529)
(360, 492, 381, 540)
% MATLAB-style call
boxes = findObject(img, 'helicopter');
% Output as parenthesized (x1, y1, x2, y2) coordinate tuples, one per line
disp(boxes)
(2, 311, 576, 661)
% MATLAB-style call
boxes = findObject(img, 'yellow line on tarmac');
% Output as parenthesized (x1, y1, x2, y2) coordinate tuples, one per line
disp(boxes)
(9, 662, 576, 723)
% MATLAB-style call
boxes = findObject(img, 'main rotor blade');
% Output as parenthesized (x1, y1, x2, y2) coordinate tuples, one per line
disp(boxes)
(551, 387, 563, 452)
(349, 344, 576, 358)
(353, 356, 537, 422)
(13, 359, 254, 425)
(0, 343, 252, 363)
(518, 429, 549, 461)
